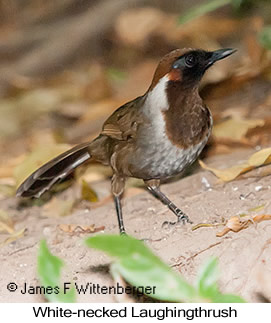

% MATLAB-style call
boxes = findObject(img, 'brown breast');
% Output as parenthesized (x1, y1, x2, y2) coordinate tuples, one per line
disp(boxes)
(163, 82, 212, 149)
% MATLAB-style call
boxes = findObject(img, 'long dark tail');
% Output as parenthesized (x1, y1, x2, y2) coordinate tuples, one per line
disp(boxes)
(16, 142, 91, 198)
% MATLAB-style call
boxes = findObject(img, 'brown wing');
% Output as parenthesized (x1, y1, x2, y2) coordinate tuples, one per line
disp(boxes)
(101, 96, 145, 141)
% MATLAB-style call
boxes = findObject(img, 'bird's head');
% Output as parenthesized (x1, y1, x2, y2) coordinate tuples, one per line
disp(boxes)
(149, 48, 236, 91)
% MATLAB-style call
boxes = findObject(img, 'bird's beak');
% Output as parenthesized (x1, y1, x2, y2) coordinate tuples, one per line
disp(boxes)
(207, 48, 237, 67)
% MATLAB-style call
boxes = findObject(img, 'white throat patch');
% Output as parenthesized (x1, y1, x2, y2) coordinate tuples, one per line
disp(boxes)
(145, 75, 169, 113)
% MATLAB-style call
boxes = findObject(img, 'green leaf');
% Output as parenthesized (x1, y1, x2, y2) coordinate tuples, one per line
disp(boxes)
(196, 257, 246, 302)
(107, 67, 127, 82)
(178, 0, 231, 24)
(231, 0, 245, 10)
(86, 234, 197, 302)
(259, 25, 271, 50)
(231, 0, 263, 13)
(196, 257, 220, 299)
(37, 240, 76, 302)
(212, 293, 246, 303)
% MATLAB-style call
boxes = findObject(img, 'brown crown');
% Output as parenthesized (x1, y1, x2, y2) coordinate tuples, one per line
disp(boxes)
(148, 48, 193, 91)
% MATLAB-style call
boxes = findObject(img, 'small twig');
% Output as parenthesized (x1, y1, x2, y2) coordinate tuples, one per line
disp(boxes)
(171, 241, 222, 268)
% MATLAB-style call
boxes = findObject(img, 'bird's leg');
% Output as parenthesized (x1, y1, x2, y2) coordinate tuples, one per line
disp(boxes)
(111, 174, 126, 235)
(145, 179, 192, 226)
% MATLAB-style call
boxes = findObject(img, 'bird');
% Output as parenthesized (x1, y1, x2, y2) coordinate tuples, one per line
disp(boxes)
(16, 48, 236, 234)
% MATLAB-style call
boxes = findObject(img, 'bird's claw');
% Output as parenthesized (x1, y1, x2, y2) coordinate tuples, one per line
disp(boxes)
(161, 220, 177, 229)
(175, 208, 193, 224)
(162, 209, 192, 229)
(177, 214, 193, 225)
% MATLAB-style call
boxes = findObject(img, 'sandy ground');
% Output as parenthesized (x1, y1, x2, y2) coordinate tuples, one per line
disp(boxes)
(0, 148, 271, 302)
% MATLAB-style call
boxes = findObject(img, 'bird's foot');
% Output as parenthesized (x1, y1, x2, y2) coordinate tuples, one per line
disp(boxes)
(161, 220, 177, 229)
(176, 209, 193, 225)
(173, 207, 192, 224)
(162, 209, 192, 229)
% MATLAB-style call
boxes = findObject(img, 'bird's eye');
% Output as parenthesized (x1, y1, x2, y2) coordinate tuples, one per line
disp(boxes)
(185, 54, 196, 67)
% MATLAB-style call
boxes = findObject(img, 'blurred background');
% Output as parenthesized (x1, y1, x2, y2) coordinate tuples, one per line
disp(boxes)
(1, 1, 271, 302)
(0, 0, 271, 198)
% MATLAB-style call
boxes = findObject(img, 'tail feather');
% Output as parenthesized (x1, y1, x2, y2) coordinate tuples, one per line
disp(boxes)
(16, 142, 91, 198)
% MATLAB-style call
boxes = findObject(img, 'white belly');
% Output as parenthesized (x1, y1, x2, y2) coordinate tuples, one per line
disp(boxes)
(132, 130, 209, 178)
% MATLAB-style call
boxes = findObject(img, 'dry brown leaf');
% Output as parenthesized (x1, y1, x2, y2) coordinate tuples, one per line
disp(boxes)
(91, 195, 113, 209)
(42, 197, 76, 217)
(248, 204, 265, 213)
(0, 228, 26, 248)
(253, 214, 271, 222)
(0, 184, 16, 197)
(87, 187, 144, 211)
(81, 179, 98, 202)
(199, 147, 271, 181)
(14, 143, 71, 187)
(192, 222, 220, 231)
(207, 143, 233, 156)
(115, 7, 166, 46)
(213, 118, 264, 141)
(245, 116, 271, 147)
(126, 177, 143, 187)
(175, 16, 242, 42)
(58, 223, 105, 235)
(125, 187, 144, 198)
(248, 148, 271, 166)
(199, 160, 253, 181)
(216, 214, 271, 237)
(115, 61, 156, 101)
(200, 56, 268, 101)
(79, 99, 122, 123)
(65, 99, 122, 142)
(0, 155, 25, 179)
(0, 210, 14, 234)
(76, 164, 112, 183)
(244, 16, 266, 65)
